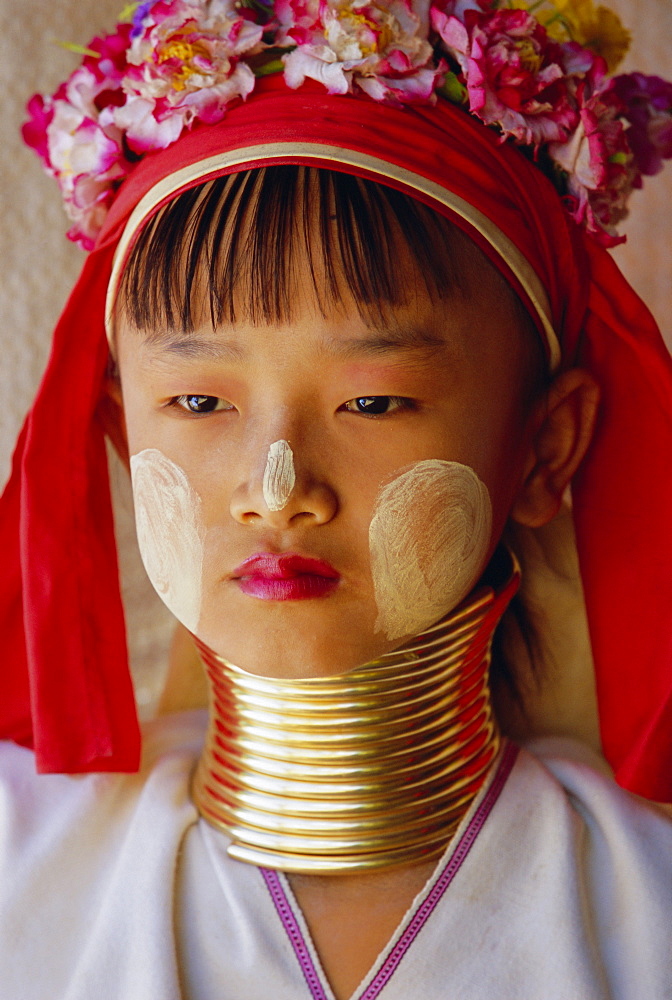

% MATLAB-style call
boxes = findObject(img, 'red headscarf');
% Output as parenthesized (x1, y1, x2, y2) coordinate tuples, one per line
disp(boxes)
(1, 77, 671, 799)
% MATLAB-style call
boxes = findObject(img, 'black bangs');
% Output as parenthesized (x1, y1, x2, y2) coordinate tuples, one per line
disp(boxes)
(116, 165, 471, 332)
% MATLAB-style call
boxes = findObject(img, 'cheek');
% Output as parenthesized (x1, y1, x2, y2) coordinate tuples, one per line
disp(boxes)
(130, 448, 204, 633)
(369, 460, 492, 640)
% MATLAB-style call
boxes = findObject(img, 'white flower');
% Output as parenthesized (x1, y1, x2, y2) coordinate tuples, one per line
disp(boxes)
(283, 0, 440, 102)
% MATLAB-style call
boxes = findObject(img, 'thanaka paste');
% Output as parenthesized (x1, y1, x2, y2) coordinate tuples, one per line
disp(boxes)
(130, 448, 204, 634)
(369, 460, 492, 640)
(262, 439, 296, 512)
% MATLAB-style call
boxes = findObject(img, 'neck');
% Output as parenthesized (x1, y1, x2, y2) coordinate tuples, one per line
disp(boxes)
(192, 550, 519, 875)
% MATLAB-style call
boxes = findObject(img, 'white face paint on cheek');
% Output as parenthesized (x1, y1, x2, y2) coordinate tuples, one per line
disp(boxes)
(130, 449, 204, 633)
(369, 460, 493, 641)
(262, 439, 296, 512)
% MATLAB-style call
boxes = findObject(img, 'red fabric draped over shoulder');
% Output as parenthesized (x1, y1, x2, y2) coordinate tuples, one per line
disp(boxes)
(0, 245, 138, 771)
(1, 77, 671, 797)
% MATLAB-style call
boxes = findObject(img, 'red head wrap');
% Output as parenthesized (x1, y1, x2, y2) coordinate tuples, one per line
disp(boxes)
(1, 77, 671, 798)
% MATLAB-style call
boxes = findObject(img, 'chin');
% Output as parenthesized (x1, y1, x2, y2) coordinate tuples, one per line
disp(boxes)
(192, 600, 398, 680)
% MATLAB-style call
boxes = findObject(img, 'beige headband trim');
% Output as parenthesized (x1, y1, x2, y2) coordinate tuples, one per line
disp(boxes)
(105, 141, 560, 369)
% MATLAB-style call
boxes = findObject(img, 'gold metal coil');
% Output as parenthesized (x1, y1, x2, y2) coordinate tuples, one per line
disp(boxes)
(225, 837, 451, 873)
(199, 791, 481, 852)
(207, 720, 493, 785)
(209, 681, 489, 750)
(192, 551, 519, 874)
(203, 735, 496, 812)
(208, 687, 489, 756)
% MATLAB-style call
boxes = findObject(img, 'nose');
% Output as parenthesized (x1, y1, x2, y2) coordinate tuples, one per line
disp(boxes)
(230, 438, 338, 527)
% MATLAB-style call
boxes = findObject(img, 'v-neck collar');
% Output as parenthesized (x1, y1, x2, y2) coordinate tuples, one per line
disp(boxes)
(261, 742, 519, 1000)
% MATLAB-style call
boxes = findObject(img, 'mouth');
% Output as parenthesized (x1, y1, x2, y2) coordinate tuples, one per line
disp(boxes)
(231, 553, 341, 601)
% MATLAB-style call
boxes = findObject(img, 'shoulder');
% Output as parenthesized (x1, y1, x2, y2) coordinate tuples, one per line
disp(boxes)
(506, 736, 672, 876)
(466, 737, 672, 893)
(0, 710, 206, 922)
(0, 708, 206, 833)
(509, 738, 672, 996)
(521, 735, 672, 846)
(0, 710, 206, 997)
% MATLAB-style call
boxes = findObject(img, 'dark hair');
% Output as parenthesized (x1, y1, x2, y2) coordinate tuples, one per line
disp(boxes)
(116, 164, 546, 703)
(117, 164, 478, 332)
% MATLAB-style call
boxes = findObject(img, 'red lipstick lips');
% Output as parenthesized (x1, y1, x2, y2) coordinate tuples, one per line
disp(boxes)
(232, 553, 340, 601)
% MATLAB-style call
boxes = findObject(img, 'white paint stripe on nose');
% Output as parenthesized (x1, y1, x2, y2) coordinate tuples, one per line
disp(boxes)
(262, 440, 296, 512)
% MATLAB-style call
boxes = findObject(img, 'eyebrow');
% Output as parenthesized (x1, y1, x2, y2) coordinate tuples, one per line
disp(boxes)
(142, 325, 447, 362)
(142, 333, 246, 361)
(326, 327, 447, 359)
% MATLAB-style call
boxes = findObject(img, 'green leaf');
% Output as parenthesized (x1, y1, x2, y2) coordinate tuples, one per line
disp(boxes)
(118, 2, 141, 22)
(254, 58, 286, 78)
(53, 40, 101, 58)
(437, 72, 468, 105)
(609, 151, 629, 165)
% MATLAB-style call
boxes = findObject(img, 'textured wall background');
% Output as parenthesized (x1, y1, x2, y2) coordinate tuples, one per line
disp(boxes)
(609, 0, 672, 341)
(0, 1, 174, 710)
(1, 1, 671, 709)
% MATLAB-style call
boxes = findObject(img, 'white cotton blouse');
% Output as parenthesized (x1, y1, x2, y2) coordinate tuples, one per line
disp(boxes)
(0, 711, 670, 1000)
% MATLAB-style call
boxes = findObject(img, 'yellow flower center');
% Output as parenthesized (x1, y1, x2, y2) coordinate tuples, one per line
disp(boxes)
(517, 38, 542, 75)
(337, 7, 390, 57)
(157, 31, 210, 90)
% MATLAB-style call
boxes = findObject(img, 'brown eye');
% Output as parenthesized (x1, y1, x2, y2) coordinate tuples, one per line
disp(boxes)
(342, 396, 412, 416)
(173, 395, 234, 414)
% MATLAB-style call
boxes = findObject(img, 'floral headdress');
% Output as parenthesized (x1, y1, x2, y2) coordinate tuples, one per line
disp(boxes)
(23, 0, 672, 250)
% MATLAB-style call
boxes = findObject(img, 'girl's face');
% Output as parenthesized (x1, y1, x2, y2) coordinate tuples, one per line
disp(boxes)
(116, 240, 539, 679)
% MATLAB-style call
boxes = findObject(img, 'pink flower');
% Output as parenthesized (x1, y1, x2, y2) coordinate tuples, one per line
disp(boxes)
(62, 65, 114, 121)
(25, 63, 129, 249)
(560, 39, 605, 82)
(550, 83, 638, 246)
(66, 174, 119, 251)
(117, 0, 263, 150)
(47, 105, 122, 182)
(274, 0, 319, 45)
(45, 104, 127, 249)
(49, 67, 125, 177)
(430, 0, 489, 23)
(111, 97, 186, 152)
(433, 7, 579, 147)
(613, 72, 672, 176)
(282, 0, 442, 104)
(84, 25, 134, 85)
(26, 55, 129, 246)
(22, 95, 54, 169)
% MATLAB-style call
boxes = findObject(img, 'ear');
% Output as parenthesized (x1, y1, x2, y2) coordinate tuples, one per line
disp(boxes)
(511, 368, 600, 528)
(96, 376, 130, 470)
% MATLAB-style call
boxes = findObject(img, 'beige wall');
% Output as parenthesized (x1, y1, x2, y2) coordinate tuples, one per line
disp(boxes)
(0, 2, 174, 708)
(609, 0, 672, 347)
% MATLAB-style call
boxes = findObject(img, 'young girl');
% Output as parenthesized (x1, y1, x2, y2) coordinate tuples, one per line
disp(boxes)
(1, 2, 672, 997)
